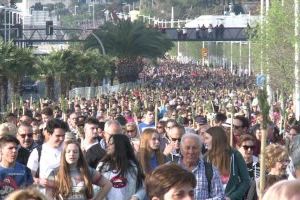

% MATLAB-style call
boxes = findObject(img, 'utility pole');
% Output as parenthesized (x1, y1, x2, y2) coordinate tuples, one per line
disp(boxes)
(295, 0, 300, 120)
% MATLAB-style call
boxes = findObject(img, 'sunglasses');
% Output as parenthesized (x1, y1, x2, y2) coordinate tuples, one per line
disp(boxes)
(127, 129, 136, 133)
(171, 137, 181, 142)
(19, 133, 33, 138)
(242, 145, 254, 151)
(157, 126, 163, 129)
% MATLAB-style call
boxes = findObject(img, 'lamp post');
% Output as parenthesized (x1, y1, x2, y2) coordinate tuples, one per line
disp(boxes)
(75, 5, 78, 15)
(92, 2, 95, 28)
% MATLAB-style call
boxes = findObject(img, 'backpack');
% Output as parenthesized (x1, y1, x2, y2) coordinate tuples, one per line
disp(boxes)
(35, 145, 43, 178)
(204, 160, 213, 198)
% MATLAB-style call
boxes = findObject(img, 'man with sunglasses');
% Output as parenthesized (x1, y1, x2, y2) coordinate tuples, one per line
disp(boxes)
(164, 124, 185, 162)
(16, 124, 39, 165)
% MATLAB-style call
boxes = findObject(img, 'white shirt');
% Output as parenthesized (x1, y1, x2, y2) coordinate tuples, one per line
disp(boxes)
(27, 143, 63, 179)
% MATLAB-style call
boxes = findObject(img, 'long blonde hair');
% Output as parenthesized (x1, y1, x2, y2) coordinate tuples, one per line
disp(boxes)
(54, 140, 93, 199)
(138, 128, 165, 174)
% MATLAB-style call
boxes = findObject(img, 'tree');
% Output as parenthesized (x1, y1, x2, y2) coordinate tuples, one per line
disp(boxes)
(78, 49, 114, 87)
(35, 54, 57, 100)
(0, 41, 35, 97)
(251, 0, 295, 95)
(85, 20, 173, 83)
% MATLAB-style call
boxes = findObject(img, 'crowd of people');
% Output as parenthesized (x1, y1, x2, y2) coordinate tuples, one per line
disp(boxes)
(0, 59, 300, 200)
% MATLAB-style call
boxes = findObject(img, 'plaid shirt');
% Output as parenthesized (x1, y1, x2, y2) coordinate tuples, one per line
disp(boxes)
(179, 158, 225, 200)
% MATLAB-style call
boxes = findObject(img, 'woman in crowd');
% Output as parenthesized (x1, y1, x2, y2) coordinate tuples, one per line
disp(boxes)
(203, 126, 250, 200)
(255, 143, 289, 198)
(237, 134, 260, 180)
(265, 144, 289, 178)
(125, 122, 139, 140)
(264, 143, 289, 181)
(51, 140, 112, 200)
(125, 122, 140, 153)
(146, 163, 196, 200)
(97, 134, 145, 200)
(137, 128, 166, 175)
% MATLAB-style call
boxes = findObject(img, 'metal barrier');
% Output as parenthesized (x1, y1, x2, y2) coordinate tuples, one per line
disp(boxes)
(68, 81, 144, 99)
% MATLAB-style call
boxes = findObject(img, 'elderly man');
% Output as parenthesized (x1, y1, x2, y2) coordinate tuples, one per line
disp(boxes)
(178, 133, 225, 200)
(99, 119, 122, 150)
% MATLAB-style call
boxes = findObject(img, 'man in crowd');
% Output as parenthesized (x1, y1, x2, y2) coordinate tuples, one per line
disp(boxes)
(16, 124, 38, 165)
(0, 135, 33, 199)
(67, 112, 80, 137)
(164, 124, 185, 162)
(100, 120, 122, 150)
(178, 133, 225, 199)
(27, 119, 68, 194)
(138, 107, 156, 132)
(82, 117, 106, 169)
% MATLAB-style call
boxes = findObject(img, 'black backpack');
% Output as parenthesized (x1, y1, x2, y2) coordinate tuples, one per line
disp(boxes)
(35, 145, 43, 178)
(204, 160, 213, 198)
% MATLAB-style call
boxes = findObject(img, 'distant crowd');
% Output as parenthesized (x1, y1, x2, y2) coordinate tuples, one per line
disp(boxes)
(0, 59, 300, 200)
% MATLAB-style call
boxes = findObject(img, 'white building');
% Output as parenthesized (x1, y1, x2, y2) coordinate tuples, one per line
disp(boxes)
(22, 0, 73, 10)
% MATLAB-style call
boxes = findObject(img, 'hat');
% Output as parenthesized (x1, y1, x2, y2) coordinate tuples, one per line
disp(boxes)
(222, 118, 233, 128)
(195, 115, 207, 125)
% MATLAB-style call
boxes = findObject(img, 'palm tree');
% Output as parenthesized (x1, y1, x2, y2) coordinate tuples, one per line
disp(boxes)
(35, 55, 57, 100)
(79, 48, 114, 87)
(85, 19, 173, 83)
(0, 41, 14, 112)
(0, 41, 35, 110)
(6, 46, 35, 96)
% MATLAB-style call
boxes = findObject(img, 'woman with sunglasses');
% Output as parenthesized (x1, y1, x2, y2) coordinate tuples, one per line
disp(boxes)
(237, 134, 260, 180)
(203, 126, 250, 200)
(125, 122, 140, 154)
(97, 134, 145, 200)
(51, 140, 112, 200)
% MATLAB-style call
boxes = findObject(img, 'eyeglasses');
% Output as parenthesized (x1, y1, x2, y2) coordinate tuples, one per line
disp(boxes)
(242, 145, 254, 151)
(18, 133, 33, 138)
(171, 137, 181, 142)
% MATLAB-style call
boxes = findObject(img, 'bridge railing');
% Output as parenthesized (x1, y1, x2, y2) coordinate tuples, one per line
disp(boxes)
(160, 27, 249, 41)
(68, 81, 145, 99)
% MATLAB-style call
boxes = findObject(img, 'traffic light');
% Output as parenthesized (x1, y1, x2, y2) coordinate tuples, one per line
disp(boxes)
(46, 21, 53, 35)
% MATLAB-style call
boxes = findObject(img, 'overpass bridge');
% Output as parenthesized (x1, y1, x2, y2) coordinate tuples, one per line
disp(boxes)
(158, 27, 249, 41)
(1, 26, 250, 47)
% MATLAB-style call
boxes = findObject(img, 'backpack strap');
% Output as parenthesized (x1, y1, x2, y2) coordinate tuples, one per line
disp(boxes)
(204, 160, 213, 198)
(35, 145, 43, 178)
